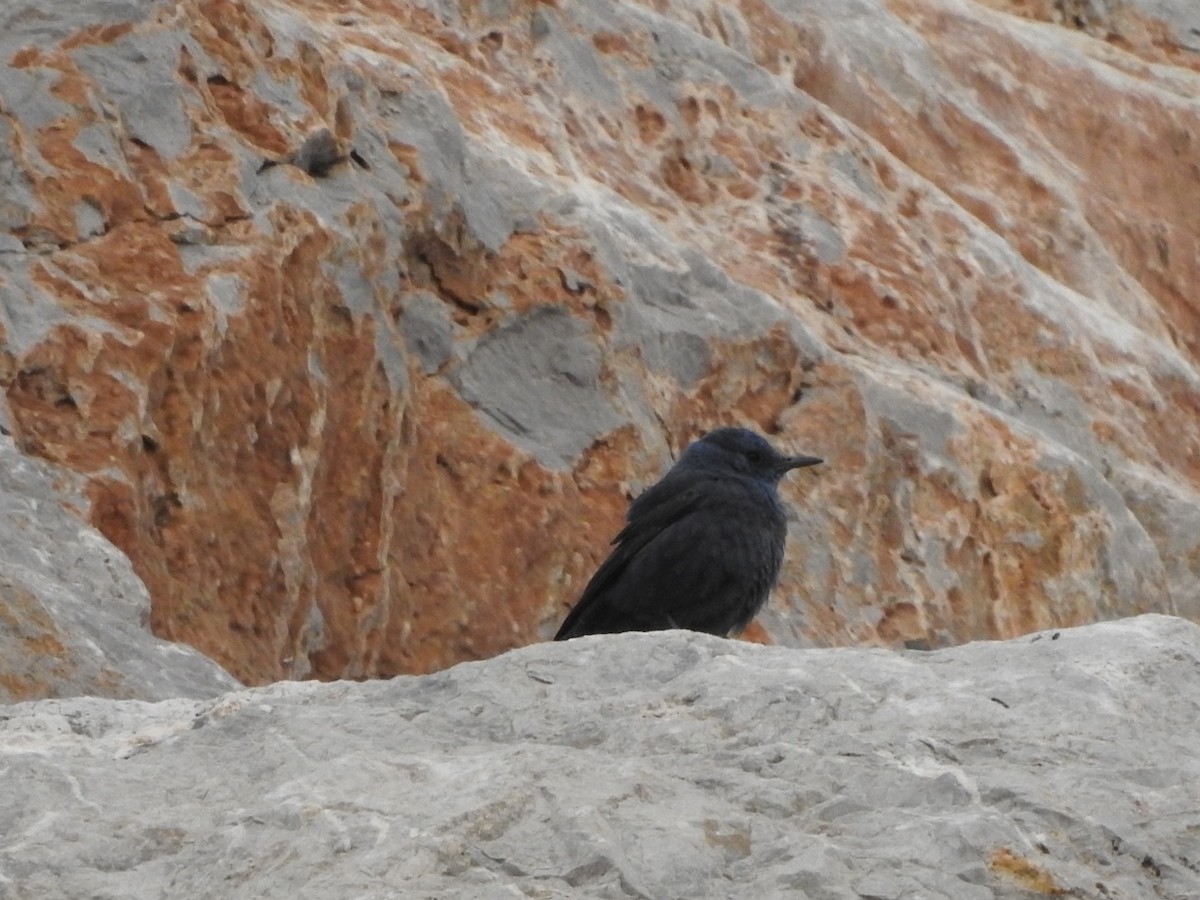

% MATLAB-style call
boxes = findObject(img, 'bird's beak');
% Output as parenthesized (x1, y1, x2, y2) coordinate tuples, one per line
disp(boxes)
(781, 454, 823, 473)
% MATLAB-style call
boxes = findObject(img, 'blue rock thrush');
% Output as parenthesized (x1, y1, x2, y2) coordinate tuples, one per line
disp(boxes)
(554, 426, 822, 640)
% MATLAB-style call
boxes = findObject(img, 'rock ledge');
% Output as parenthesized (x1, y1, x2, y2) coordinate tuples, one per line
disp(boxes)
(2, 614, 1198, 899)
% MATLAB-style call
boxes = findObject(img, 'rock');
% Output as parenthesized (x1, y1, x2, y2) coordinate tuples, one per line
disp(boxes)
(0, 434, 239, 702)
(1, 615, 1198, 898)
(285, 127, 343, 178)
(451, 306, 625, 469)
(0, 0, 1198, 685)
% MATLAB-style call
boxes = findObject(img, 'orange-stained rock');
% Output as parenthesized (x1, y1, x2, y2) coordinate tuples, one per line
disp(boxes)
(1, 0, 1198, 685)
(0, 433, 239, 701)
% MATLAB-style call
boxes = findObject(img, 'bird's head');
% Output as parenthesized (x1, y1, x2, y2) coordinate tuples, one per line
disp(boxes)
(679, 426, 823, 483)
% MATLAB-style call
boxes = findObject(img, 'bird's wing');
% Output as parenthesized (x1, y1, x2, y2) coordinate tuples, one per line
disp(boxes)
(554, 479, 714, 640)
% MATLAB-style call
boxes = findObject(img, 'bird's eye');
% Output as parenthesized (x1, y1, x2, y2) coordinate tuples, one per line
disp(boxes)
(746, 450, 764, 464)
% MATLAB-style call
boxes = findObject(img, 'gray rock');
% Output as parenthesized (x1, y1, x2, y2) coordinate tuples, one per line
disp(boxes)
(377, 82, 520, 253)
(591, 220, 810, 387)
(451, 306, 626, 469)
(72, 30, 193, 160)
(397, 290, 454, 375)
(0, 615, 1197, 899)
(0, 2, 153, 60)
(0, 435, 240, 703)
(0, 117, 38, 234)
(1121, 0, 1200, 51)
(1114, 462, 1200, 622)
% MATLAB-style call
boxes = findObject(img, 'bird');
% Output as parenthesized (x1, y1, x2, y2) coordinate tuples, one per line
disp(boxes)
(554, 426, 822, 640)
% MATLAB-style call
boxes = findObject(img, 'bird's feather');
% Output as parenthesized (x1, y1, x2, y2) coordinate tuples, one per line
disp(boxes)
(553, 426, 817, 641)
(554, 479, 708, 639)
(554, 475, 784, 639)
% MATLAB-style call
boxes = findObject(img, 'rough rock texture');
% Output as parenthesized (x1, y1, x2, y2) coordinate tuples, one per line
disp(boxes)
(2, 615, 1199, 899)
(2, 0, 1200, 684)
(0, 431, 240, 702)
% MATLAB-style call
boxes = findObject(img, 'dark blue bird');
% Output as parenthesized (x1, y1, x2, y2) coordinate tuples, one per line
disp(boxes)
(554, 426, 822, 640)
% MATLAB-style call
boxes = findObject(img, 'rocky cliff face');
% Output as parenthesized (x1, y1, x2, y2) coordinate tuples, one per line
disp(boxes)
(2, 617, 1199, 899)
(2, 0, 1199, 685)
(0, 432, 238, 701)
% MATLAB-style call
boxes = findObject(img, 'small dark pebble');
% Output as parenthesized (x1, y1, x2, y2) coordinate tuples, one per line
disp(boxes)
(292, 128, 342, 177)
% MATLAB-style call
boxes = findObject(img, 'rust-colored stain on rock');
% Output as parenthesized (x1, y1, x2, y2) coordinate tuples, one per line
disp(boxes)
(988, 847, 1067, 895)
(0, 581, 88, 701)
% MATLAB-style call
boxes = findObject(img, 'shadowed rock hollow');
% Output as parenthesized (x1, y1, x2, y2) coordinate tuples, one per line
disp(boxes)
(2, 616, 1199, 898)
(2, 0, 1200, 686)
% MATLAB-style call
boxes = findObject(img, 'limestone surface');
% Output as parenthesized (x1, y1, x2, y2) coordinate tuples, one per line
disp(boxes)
(1, 615, 1198, 899)
(0, 433, 240, 702)
(2, 0, 1199, 683)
